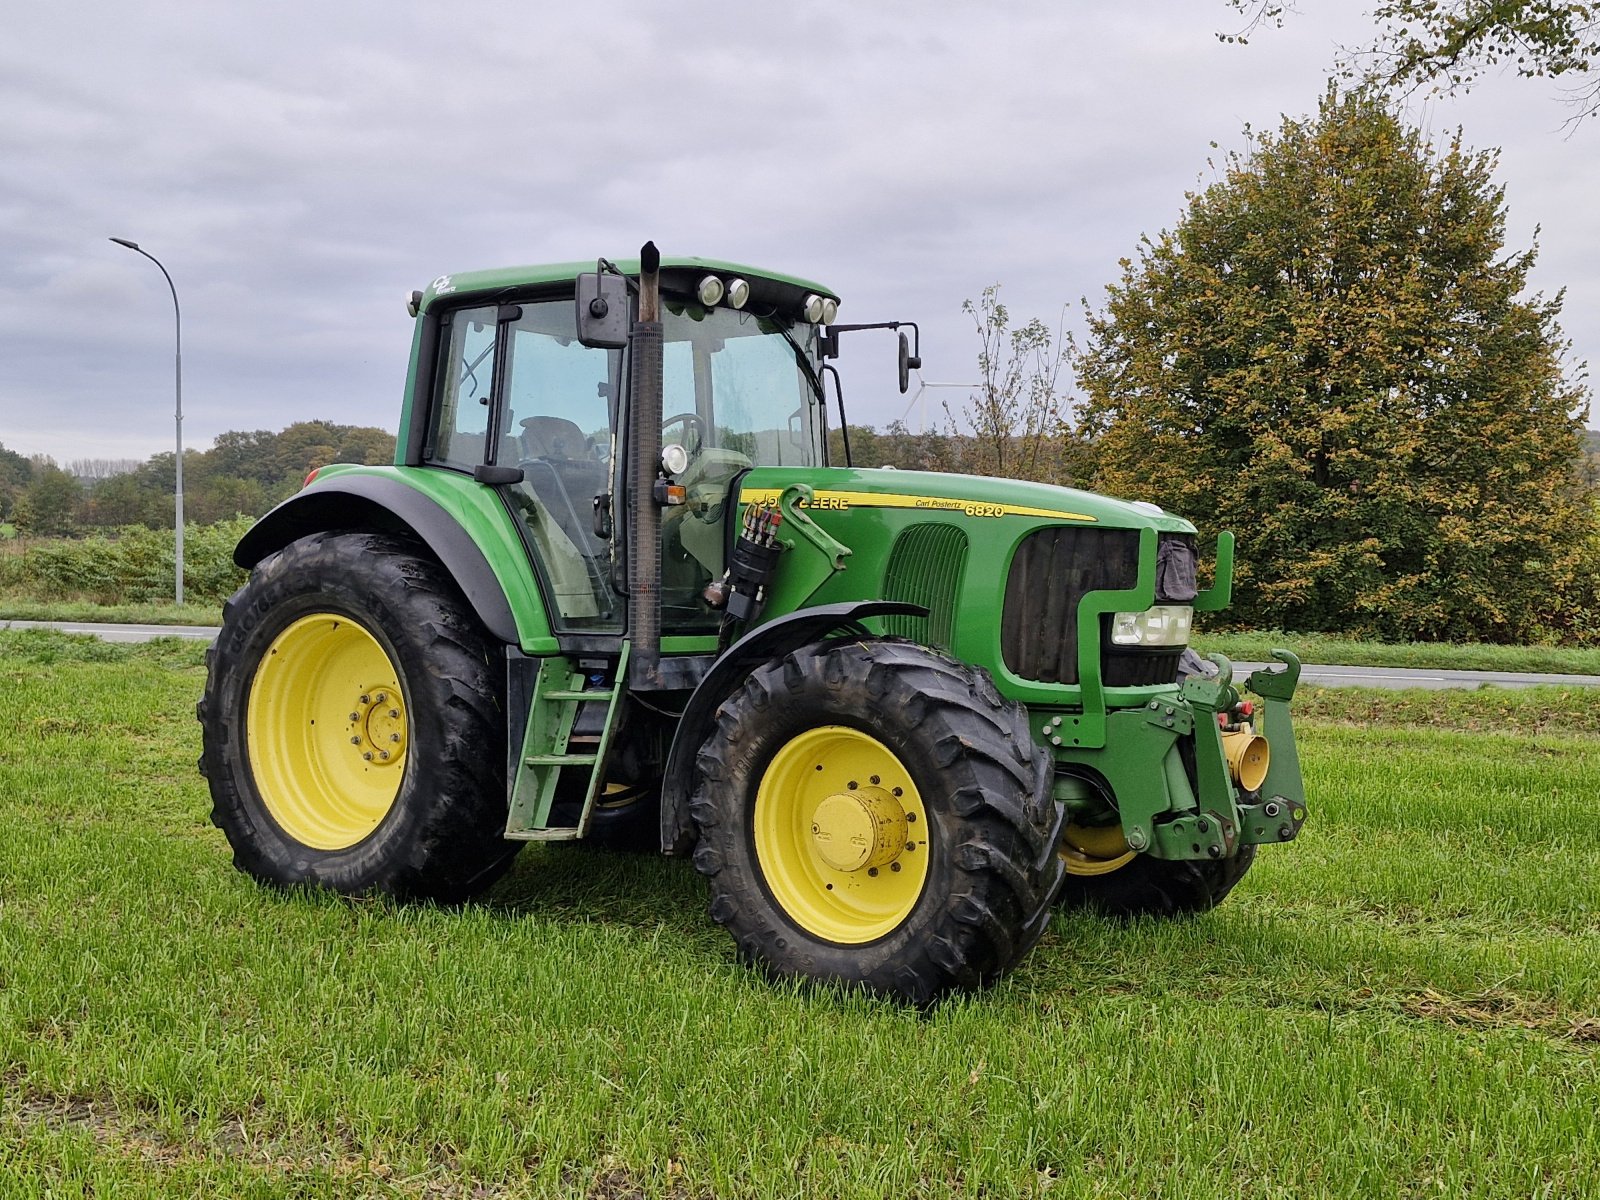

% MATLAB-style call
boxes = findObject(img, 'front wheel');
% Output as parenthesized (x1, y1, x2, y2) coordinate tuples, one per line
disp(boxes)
(198, 532, 518, 903)
(689, 640, 1065, 1005)
(1055, 821, 1256, 918)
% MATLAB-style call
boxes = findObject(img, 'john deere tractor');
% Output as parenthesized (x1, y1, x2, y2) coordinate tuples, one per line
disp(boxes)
(198, 243, 1307, 1004)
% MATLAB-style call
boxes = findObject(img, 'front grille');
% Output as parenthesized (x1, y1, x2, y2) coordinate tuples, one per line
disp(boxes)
(1103, 649, 1184, 686)
(1002, 527, 1139, 683)
(1002, 528, 1193, 686)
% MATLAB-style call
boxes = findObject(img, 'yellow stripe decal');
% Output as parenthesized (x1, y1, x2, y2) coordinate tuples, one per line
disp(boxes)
(740, 489, 1096, 522)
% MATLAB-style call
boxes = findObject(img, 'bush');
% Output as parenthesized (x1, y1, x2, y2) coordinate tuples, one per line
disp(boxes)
(4, 517, 252, 606)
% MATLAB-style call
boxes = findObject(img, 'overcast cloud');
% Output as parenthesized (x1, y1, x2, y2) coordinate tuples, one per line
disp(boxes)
(2, 1, 1595, 462)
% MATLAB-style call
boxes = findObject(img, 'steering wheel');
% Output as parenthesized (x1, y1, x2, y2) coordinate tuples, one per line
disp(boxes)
(663, 411, 706, 451)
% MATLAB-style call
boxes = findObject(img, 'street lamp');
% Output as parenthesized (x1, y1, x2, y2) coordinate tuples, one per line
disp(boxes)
(110, 237, 184, 606)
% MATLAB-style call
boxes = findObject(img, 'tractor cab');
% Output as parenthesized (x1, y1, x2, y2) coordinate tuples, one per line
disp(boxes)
(417, 261, 832, 639)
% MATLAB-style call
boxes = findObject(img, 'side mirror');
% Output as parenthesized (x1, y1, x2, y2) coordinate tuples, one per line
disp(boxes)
(897, 330, 922, 394)
(576, 271, 629, 348)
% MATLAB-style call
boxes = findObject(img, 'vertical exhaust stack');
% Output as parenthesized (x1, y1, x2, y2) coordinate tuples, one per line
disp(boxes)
(629, 241, 665, 689)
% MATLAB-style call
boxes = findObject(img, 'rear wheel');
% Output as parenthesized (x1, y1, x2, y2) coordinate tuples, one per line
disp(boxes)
(198, 532, 518, 902)
(690, 640, 1064, 1005)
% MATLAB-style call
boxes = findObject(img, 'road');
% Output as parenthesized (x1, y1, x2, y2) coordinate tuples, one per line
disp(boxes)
(5, 619, 1599, 690)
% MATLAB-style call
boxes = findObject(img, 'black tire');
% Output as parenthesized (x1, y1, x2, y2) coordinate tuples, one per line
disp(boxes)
(689, 639, 1065, 1005)
(197, 531, 519, 903)
(1054, 844, 1256, 919)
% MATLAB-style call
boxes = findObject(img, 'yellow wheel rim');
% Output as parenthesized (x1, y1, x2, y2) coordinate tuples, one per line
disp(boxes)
(1060, 822, 1137, 877)
(246, 613, 407, 851)
(752, 726, 929, 944)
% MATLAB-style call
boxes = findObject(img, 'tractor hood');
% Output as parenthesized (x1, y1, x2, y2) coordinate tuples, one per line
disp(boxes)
(738, 466, 1200, 536)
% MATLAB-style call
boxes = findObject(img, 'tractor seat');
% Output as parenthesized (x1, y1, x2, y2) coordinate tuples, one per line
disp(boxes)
(520, 415, 593, 461)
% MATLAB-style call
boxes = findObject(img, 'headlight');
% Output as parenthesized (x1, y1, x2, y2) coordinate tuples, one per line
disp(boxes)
(1110, 605, 1193, 647)
(802, 293, 827, 323)
(726, 278, 750, 309)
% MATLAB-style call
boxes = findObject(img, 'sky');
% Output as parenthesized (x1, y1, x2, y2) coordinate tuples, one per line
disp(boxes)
(3, 1, 1596, 464)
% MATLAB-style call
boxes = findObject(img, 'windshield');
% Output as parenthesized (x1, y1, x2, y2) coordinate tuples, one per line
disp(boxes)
(661, 304, 824, 468)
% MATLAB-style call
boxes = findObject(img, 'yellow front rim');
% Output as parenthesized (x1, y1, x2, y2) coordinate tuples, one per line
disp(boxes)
(753, 726, 930, 944)
(246, 613, 407, 851)
(1060, 822, 1137, 877)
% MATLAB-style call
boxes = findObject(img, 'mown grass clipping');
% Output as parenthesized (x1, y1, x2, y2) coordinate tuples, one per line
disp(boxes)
(1, 630, 1596, 1198)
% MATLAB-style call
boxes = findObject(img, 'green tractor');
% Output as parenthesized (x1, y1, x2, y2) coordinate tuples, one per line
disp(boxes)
(198, 243, 1307, 1004)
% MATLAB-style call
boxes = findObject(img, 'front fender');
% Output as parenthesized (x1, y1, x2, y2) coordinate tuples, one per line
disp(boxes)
(235, 474, 522, 646)
(657, 600, 926, 854)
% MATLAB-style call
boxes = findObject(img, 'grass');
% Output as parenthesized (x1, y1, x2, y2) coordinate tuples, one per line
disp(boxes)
(1196, 629, 1600, 676)
(0, 598, 222, 626)
(2, 630, 1598, 1197)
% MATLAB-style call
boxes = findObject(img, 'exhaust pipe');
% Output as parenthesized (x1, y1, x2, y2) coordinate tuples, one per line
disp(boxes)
(1221, 728, 1270, 792)
(629, 241, 664, 689)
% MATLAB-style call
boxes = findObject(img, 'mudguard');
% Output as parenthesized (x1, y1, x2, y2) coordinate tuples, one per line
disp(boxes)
(234, 475, 520, 646)
(658, 600, 927, 854)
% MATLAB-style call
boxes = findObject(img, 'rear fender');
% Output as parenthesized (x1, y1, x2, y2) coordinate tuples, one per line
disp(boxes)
(234, 475, 521, 646)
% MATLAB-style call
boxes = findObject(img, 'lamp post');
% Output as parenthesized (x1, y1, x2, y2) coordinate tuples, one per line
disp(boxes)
(110, 237, 184, 606)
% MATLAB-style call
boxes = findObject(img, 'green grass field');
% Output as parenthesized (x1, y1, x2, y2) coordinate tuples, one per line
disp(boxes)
(1, 631, 1596, 1197)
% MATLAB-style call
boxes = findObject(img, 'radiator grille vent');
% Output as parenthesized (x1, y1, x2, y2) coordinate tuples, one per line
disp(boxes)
(881, 524, 969, 649)
(1001, 527, 1140, 684)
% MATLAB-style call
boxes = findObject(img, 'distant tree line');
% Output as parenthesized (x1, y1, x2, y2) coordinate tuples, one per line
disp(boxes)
(0, 421, 396, 537)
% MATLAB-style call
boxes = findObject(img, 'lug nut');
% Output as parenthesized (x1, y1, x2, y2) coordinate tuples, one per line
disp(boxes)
(389, 709, 399, 718)
(350, 736, 361, 745)
(380, 751, 389, 760)
(349, 712, 359, 722)
(1208, 845, 1222, 858)
(867, 867, 878, 877)
(363, 752, 373, 761)
(890, 862, 901, 872)
(375, 693, 387, 703)
(360, 694, 370, 704)
(390, 733, 400, 743)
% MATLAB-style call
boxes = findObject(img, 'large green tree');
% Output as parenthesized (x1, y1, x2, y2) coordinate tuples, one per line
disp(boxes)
(1073, 87, 1595, 642)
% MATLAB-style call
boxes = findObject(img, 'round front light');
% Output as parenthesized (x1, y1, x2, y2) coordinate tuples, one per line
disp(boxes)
(802, 293, 827, 323)
(697, 275, 725, 306)
(821, 297, 839, 323)
(726, 278, 750, 309)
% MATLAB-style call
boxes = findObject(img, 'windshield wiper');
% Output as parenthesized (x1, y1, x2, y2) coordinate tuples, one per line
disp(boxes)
(772, 323, 825, 404)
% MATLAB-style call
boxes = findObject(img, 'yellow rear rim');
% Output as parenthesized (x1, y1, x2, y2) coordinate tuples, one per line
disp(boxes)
(752, 726, 929, 944)
(1060, 822, 1137, 877)
(246, 613, 407, 851)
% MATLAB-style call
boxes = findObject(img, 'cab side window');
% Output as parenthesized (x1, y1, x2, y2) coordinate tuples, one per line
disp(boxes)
(426, 306, 497, 469)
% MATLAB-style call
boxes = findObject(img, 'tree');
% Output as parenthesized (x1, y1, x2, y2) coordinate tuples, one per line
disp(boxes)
(942, 286, 1084, 485)
(1226, 2, 1600, 124)
(0, 442, 33, 521)
(1073, 87, 1595, 643)
(15, 461, 84, 537)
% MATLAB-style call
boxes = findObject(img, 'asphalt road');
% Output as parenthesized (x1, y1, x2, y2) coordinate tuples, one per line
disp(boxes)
(6, 619, 1599, 690)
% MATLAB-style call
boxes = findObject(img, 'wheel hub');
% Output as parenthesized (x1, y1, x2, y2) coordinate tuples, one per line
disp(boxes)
(810, 787, 907, 872)
(752, 725, 931, 944)
(348, 688, 407, 766)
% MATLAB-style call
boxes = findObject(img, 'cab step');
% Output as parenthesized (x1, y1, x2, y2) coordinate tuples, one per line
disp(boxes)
(504, 644, 630, 842)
